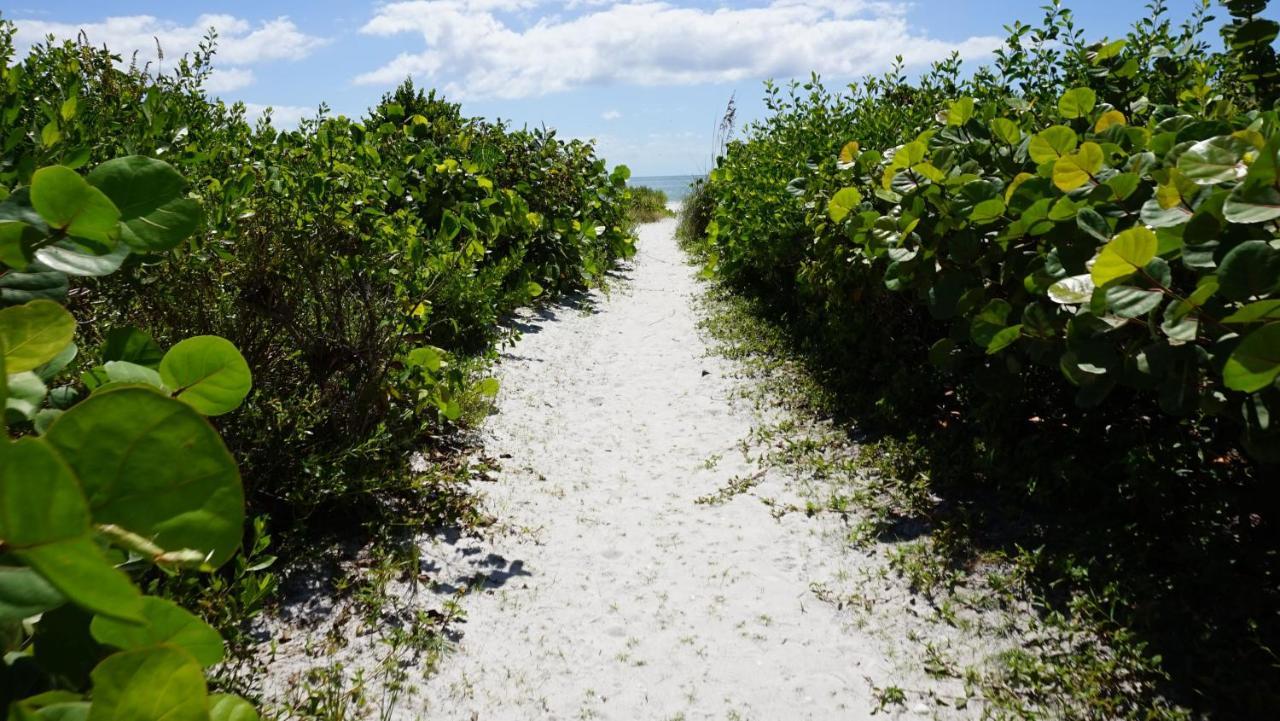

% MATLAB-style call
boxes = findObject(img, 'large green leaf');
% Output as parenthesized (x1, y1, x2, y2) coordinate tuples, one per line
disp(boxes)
(1178, 136, 1249, 184)
(91, 596, 224, 667)
(83, 362, 166, 394)
(5, 371, 48, 422)
(1224, 181, 1280, 224)
(208, 696, 258, 721)
(1223, 300, 1280, 324)
(209, 695, 259, 721)
(0, 300, 75, 373)
(35, 241, 131, 278)
(991, 118, 1021, 144)
(1028, 126, 1078, 164)
(102, 327, 164, 369)
(970, 299, 1013, 349)
(18, 537, 143, 623)
(0, 438, 143, 622)
(0, 565, 66, 621)
(28, 166, 120, 246)
(0, 438, 86, 546)
(827, 187, 862, 222)
(1053, 142, 1104, 191)
(0, 220, 41, 270)
(1057, 87, 1097, 119)
(87, 157, 202, 252)
(1106, 285, 1164, 318)
(159, 336, 253, 416)
(1048, 274, 1095, 305)
(1090, 227, 1158, 286)
(946, 97, 975, 126)
(45, 388, 244, 568)
(0, 267, 69, 307)
(1217, 240, 1280, 301)
(1224, 323, 1280, 392)
(87, 646, 209, 721)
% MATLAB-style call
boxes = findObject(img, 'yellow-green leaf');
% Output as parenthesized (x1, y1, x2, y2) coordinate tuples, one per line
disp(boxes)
(0, 300, 76, 374)
(1029, 126, 1078, 164)
(1095, 110, 1127, 132)
(828, 187, 863, 223)
(1053, 142, 1105, 191)
(1090, 226, 1158, 286)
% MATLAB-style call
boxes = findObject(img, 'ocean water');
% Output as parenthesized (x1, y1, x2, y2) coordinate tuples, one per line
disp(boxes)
(629, 174, 704, 202)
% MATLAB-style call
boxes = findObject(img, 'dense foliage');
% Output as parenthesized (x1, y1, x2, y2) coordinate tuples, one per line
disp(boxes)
(0, 20, 634, 527)
(624, 185, 674, 223)
(686, 0, 1279, 716)
(1, 153, 259, 721)
(0, 14, 634, 720)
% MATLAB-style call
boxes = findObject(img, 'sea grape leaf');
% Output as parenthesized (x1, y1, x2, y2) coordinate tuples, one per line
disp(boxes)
(1053, 142, 1104, 191)
(828, 187, 862, 223)
(1217, 240, 1280, 300)
(1029, 126, 1078, 164)
(91, 596, 224, 667)
(1224, 181, 1280, 224)
(29, 166, 120, 246)
(970, 299, 1013, 349)
(87, 156, 201, 252)
(0, 221, 41, 270)
(0, 267, 70, 307)
(209, 695, 260, 721)
(1224, 323, 1280, 392)
(0, 565, 66, 621)
(44, 388, 245, 568)
(1058, 87, 1097, 119)
(1048, 274, 1095, 305)
(1106, 285, 1164, 318)
(1178, 136, 1249, 184)
(102, 327, 164, 369)
(0, 437, 143, 621)
(35, 242, 130, 278)
(991, 118, 1021, 145)
(159, 336, 253, 416)
(1224, 300, 1280, 324)
(1095, 110, 1127, 133)
(1090, 226, 1157, 286)
(87, 646, 209, 721)
(0, 300, 75, 373)
(947, 97, 975, 126)
(5, 371, 48, 422)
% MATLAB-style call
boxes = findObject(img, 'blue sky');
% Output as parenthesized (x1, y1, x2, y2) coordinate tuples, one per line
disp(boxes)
(5, 1, 1225, 175)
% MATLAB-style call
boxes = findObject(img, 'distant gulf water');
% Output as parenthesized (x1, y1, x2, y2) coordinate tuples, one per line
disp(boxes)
(629, 174, 704, 202)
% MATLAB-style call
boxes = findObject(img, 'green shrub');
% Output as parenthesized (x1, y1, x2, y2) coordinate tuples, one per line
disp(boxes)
(0, 24, 634, 529)
(676, 178, 715, 247)
(1, 154, 260, 720)
(625, 185, 673, 224)
(690, 1, 1279, 715)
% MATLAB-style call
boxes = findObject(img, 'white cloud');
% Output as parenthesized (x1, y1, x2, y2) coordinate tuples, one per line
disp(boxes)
(204, 67, 256, 93)
(354, 1, 1001, 99)
(12, 15, 327, 92)
(586, 129, 709, 176)
(601, 109, 622, 120)
(241, 103, 315, 129)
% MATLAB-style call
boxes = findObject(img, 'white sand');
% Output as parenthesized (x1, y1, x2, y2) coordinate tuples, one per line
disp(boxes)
(406, 218, 991, 720)
(261, 216, 1004, 720)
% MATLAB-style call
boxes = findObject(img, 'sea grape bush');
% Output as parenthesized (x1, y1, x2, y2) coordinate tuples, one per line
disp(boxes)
(689, 2, 1278, 713)
(1, 156, 257, 720)
(698, 0, 1280, 458)
(0, 21, 635, 523)
(0, 11, 635, 718)
(813, 82, 1280, 458)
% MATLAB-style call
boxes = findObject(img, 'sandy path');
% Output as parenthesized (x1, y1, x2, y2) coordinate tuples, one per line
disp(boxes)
(413, 217, 906, 720)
